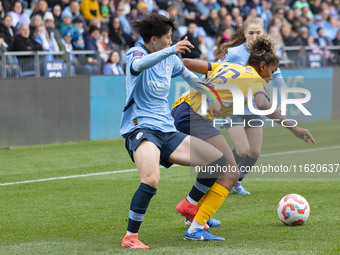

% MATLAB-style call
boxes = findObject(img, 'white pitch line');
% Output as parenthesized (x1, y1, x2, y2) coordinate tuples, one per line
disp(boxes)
(1, 145, 339, 187)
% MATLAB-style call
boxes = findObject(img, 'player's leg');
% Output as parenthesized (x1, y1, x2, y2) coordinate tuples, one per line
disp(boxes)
(122, 140, 160, 249)
(227, 125, 253, 194)
(169, 135, 227, 240)
(238, 126, 263, 181)
(187, 134, 239, 232)
(170, 135, 226, 224)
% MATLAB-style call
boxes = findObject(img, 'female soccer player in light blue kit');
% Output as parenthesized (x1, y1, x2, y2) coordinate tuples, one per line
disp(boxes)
(120, 14, 229, 249)
(214, 17, 287, 194)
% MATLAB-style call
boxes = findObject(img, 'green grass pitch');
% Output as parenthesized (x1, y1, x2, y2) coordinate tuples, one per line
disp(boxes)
(0, 120, 339, 254)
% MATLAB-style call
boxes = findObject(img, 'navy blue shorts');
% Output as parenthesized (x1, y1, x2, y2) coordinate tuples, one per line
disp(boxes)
(223, 114, 263, 129)
(124, 128, 187, 168)
(171, 103, 221, 140)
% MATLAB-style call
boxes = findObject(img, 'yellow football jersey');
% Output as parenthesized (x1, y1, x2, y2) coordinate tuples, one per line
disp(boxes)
(172, 62, 269, 119)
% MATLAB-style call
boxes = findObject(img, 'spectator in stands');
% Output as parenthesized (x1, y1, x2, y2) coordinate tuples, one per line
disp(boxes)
(231, 7, 240, 21)
(89, 17, 102, 29)
(8, 1, 30, 29)
(13, 24, 42, 73)
(34, 24, 59, 61)
(260, 0, 273, 32)
(268, 25, 287, 60)
(234, 15, 243, 29)
(52, 4, 62, 27)
(250, 0, 263, 16)
(314, 27, 332, 47)
(30, 15, 44, 39)
(102, 50, 124, 75)
(333, 30, 340, 45)
(1, 0, 15, 13)
(298, 6, 312, 27)
(237, 0, 250, 17)
(215, 26, 232, 52)
(203, 8, 221, 38)
(0, 15, 16, 50)
(310, 0, 322, 15)
(116, 3, 133, 39)
(73, 17, 85, 34)
(308, 15, 323, 37)
(181, 22, 206, 59)
(72, 32, 98, 75)
(0, 33, 20, 78)
(44, 11, 61, 40)
(218, 6, 228, 21)
(108, 15, 133, 51)
(182, 0, 201, 26)
(58, 9, 80, 38)
(65, 0, 87, 31)
(293, 0, 314, 19)
(80, 0, 103, 22)
(47, 0, 70, 9)
(197, 0, 210, 17)
(285, 9, 298, 31)
(281, 24, 299, 46)
(99, 25, 117, 51)
(323, 15, 339, 41)
(126, 7, 139, 22)
(222, 14, 236, 34)
(296, 26, 309, 46)
(84, 25, 100, 58)
(248, 8, 258, 18)
(100, 0, 111, 22)
(136, 2, 149, 19)
(30, 0, 49, 19)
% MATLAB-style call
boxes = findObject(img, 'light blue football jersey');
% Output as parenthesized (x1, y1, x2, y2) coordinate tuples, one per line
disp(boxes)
(120, 44, 185, 136)
(219, 43, 283, 115)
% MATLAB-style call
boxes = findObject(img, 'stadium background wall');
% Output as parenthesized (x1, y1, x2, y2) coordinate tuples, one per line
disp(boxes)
(0, 67, 338, 147)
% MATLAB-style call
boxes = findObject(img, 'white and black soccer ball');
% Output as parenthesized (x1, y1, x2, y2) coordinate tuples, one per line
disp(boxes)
(277, 194, 310, 226)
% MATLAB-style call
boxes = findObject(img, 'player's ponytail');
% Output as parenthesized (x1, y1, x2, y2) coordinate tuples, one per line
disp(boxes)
(215, 17, 263, 60)
(247, 35, 279, 68)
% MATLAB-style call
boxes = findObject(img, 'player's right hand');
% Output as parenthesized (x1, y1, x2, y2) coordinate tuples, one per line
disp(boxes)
(176, 36, 194, 54)
(291, 127, 316, 144)
(208, 103, 221, 118)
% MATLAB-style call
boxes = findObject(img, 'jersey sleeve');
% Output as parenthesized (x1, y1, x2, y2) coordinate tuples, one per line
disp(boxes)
(126, 49, 146, 76)
(250, 81, 269, 99)
(171, 56, 185, 78)
(208, 62, 221, 72)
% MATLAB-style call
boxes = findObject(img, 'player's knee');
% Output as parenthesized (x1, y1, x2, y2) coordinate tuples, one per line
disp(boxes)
(249, 149, 261, 159)
(141, 175, 160, 188)
(236, 147, 249, 158)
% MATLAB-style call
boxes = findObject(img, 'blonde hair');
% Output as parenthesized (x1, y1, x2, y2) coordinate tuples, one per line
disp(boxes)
(215, 17, 263, 60)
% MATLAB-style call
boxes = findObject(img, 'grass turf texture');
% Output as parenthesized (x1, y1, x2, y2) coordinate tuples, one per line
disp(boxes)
(0, 120, 339, 254)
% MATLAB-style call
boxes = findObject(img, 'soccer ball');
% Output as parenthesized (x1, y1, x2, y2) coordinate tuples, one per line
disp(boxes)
(277, 194, 310, 226)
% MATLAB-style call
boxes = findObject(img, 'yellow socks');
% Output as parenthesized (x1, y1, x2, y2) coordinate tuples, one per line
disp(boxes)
(194, 182, 229, 225)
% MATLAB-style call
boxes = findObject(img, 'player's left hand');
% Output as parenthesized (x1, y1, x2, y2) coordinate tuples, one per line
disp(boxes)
(291, 127, 316, 144)
(208, 103, 221, 118)
(176, 36, 194, 54)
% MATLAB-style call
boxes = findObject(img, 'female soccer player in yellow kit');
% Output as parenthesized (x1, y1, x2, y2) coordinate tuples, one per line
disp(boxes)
(172, 36, 315, 240)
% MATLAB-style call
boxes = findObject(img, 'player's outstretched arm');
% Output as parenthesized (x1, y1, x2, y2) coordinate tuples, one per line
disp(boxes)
(132, 37, 194, 72)
(180, 68, 221, 117)
(255, 93, 316, 144)
(181, 58, 210, 74)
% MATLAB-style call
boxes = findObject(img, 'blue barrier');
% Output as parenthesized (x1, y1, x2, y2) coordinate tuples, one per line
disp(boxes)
(90, 68, 333, 140)
(281, 68, 333, 122)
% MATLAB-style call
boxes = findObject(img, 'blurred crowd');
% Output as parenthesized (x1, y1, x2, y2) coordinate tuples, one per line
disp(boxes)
(0, 0, 340, 76)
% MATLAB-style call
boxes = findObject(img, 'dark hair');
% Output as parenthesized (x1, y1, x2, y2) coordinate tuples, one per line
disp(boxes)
(11, 1, 24, 13)
(132, 13, 176, 43)
(247, 35, 279, 69)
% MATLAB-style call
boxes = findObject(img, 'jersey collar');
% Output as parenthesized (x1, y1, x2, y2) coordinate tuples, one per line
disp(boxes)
(139, 43, 150, 54)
